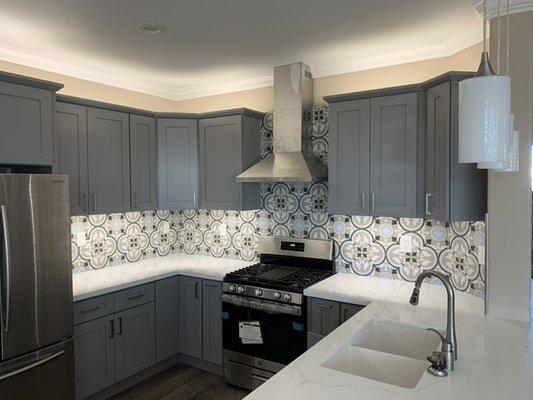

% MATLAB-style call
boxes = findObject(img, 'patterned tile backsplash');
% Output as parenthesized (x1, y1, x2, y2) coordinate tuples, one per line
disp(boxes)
(71, 106, 486, 299)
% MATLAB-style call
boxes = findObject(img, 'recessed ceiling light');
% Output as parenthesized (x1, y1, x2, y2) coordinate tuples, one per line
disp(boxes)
(136, 23, 166, 36)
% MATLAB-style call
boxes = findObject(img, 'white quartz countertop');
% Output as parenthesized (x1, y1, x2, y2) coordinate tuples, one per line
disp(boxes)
(246, 274, 533, 400)
(72, 254, 252, 301)
(304, 273, 485, 314)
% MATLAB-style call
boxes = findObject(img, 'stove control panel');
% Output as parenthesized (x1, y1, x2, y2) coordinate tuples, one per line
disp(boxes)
(280, 241, 305, 252)
(222, 282, 303, 305)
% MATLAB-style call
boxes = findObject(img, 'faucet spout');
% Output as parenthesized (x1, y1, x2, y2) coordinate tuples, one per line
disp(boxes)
(410, 271, 457, 373)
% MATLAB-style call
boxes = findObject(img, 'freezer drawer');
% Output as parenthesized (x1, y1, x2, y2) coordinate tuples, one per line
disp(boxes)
(0, 339, 75, 400)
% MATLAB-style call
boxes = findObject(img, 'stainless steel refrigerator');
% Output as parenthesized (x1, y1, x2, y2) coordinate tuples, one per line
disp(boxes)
(0, 174, 74, 399)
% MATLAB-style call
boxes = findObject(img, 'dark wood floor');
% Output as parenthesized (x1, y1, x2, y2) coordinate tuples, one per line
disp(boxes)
(111, 364, 249, 400)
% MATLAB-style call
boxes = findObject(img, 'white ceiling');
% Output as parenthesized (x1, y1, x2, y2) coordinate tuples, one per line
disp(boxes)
(0, 0, 525, 101)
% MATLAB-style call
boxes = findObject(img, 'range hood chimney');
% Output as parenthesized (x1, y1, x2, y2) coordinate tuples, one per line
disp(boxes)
(236, 62, 327, 182)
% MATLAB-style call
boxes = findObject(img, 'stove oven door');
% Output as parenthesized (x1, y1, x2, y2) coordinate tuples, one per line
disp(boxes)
(221, 294, 306, 367)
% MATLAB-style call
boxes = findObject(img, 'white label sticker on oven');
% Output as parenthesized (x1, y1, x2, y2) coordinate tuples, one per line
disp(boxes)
(239, 321, 263, 344)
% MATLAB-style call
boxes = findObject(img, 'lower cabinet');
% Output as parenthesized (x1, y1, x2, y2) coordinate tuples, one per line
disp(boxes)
(307, 297, 365, 349)
(114, 302, 156, 382)
(179, 276, 203, 359)
(74, 316, 115, 400)
(202, 280, 223, 365)
(155, 277, 179, 362)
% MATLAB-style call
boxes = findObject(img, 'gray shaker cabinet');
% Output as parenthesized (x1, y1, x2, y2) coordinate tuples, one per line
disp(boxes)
(328, 99, 371, 215)
(202, 280, 222, 365)
(73, 316, 115, 399)
(87, 107, 131, 214)
(370, 93, 420, 217)
(155, 277, 179, 362)
(55, 102, 89, 215)
(425, 80, 487, 221)
(199, 114, 261, 210)
(157, 118, 199, 210)
(307, 298, 340, 337)
(340, 303, 364, 323)
(114, 302, 156, 382)
(178, 276, 203, 359)
(130, 114, 157, 212)
(0, 81, 54, 166)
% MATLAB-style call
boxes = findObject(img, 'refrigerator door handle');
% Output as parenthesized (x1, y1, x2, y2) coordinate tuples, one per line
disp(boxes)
(0, 350, 64, 382)
(1, 204, 11, 332)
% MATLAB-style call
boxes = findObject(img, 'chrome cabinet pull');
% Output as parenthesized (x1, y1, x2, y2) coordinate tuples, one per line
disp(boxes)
(82, 193, 88, 212)
(1, 205, 11, 332)
(90, 193, 97, 212)
(127, 293, 144, 301)
(109, 319, 114, 338)
(251, 374, 269, 383)
(425, 193, 432, 215)
(361, 193, 366, 212)
(0, 350, 64, 382)
(192, 191, 197, 207)
(371, 193, 376, 214)
(80, 305, 101, 314)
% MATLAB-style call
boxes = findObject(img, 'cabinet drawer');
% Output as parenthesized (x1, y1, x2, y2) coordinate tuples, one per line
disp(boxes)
(114, 283, 154, 312)
(73, 294, 114, 325)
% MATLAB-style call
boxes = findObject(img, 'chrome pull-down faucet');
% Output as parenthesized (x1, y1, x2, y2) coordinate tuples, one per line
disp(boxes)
(409, 271, 457, 376)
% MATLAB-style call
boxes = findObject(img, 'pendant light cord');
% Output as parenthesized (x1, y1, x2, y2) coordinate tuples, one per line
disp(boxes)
(497, 0, 501, 74)
(506, 0, 510, 76)
(483, 0, 487, 54)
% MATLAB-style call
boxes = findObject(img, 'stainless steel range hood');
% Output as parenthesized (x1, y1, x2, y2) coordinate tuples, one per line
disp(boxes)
(236, 62, 327, 182)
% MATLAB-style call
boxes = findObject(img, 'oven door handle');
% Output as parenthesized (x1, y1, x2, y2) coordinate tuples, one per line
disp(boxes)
(221, 294, 301, 316)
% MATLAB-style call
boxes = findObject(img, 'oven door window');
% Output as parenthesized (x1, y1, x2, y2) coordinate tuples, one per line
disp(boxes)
(222, 301, 306, 366)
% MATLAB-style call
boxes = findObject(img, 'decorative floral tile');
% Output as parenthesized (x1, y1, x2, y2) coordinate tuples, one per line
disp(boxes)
(70, 106, 486, 299)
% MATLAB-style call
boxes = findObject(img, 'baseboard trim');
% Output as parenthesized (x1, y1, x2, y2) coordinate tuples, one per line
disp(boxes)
(84, 354, 222, 400)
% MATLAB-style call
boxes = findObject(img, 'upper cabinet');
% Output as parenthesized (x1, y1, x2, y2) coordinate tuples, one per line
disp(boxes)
(157, 118, 199, 210)
(87, 107, 131, 214)
(326, 72, 486, 221)
(425, 78, 486, 221)
(328, 93, 423, 218)
(0, 72, 63, 166)
(199, 111, 262, 210)
(130, 114, 157, 212)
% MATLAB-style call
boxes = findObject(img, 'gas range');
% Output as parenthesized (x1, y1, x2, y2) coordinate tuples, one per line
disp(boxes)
(221, 236, 334, 390)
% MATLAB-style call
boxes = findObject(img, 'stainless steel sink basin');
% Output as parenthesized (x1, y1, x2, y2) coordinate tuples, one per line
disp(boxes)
(321, 319, 441, 389)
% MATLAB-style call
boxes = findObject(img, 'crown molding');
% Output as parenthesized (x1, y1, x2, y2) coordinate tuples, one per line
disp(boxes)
(471, 0, 533, 17)
(0, 29, 483, 102)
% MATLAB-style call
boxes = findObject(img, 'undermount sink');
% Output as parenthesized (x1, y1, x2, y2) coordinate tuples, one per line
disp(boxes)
(321, 319, 441, 389)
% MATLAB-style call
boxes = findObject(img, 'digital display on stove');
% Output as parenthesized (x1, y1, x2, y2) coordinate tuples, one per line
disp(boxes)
(280, 241, 305, 252)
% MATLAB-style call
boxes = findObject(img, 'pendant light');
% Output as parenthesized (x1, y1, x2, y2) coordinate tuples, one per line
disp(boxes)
(458, 0, 511, 164)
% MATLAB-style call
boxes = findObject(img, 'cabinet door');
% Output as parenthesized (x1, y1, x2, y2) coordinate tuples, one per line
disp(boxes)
(114, 303, 155, 382)
(0, 81, 53, 165)
(55, 102, 89, 215)
(199, 116, 242, 210)
(130, 114, 156, 212)
(87, 107, 130, 214)
(74, 316, 115, 399)
(157, 118, 199, 210)
(307, 298, 340, 336)
(340, 303, 364, 323)
(202, 280, 222, 365)
(370, 93, 418, 217)
(155, 277, 179, 363)
(426, 83, 450, 221)
(328, 100, 371, 215)
(178, 276, 203, 359)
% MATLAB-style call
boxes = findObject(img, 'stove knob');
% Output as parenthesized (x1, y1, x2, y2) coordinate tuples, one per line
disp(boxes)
(254, 289, 263, 297)
(283, 293, 292, 302)
(273, 292, 281, 300)
(237, 286, 245, 294)
(228, 285, 236, 292)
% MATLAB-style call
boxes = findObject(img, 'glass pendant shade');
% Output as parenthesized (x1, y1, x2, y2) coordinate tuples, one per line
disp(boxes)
(458, 75, 511, 163)
(477, 114, 514, 169)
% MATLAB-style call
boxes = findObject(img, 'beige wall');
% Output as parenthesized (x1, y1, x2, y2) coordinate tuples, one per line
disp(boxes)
(487, 11, 533, 322)
(0, 43, 482, 113)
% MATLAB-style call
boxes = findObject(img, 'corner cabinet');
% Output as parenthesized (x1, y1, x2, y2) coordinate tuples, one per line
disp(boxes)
(130, 114, 157, 212)
(199, 111, 262, 210)
(157, 118, 199, 210)
(425, 79, 487, 221)
(0, 72, 62, 166)
(326, 71, 486, 221)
